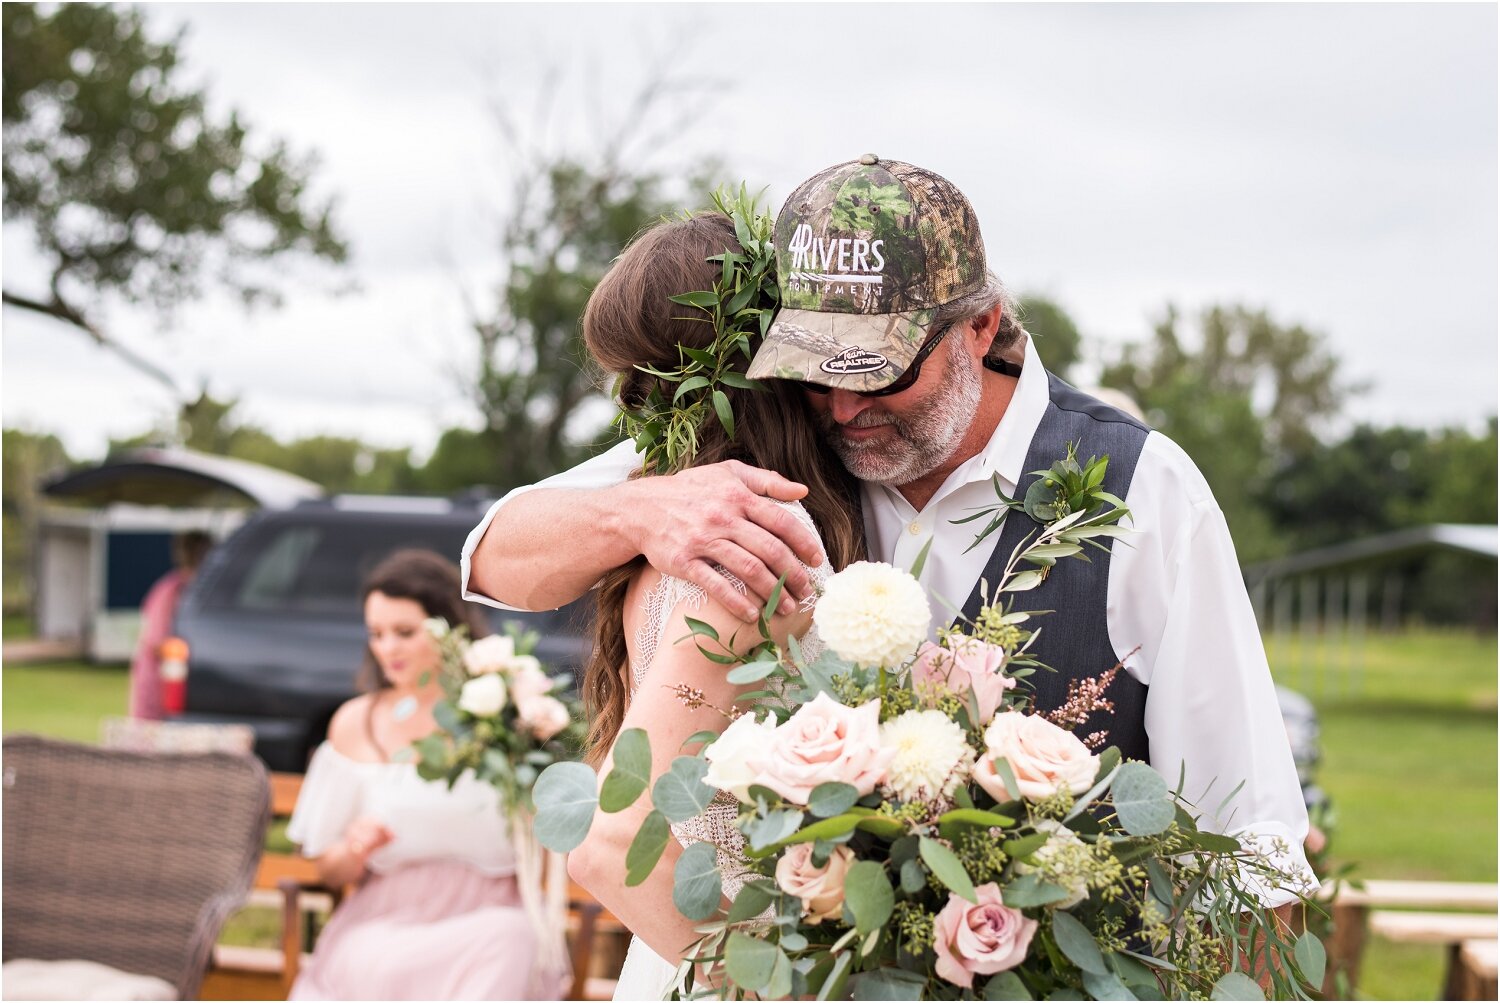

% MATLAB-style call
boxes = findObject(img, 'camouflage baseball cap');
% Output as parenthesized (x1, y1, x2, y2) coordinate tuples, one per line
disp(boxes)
(746, 155, 988, 392)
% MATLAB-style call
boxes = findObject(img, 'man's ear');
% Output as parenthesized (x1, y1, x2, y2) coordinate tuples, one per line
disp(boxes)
(959, 305, 1003, 359)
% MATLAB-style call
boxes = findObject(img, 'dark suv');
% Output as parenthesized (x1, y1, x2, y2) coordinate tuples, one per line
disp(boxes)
(170, 496, 592, 772)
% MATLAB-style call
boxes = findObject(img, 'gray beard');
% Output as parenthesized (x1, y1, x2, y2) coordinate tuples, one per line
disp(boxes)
(814, 338, 983, 487)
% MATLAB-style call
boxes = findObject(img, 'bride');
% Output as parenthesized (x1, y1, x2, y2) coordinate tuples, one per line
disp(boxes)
(564, 207, 866, 1000)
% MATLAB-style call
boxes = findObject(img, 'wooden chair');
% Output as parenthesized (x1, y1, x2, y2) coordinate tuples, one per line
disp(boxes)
(1, 734, 270, 999)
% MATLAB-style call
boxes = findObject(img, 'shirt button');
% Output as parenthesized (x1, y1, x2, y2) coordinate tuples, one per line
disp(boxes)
(908, 522, 922, 535)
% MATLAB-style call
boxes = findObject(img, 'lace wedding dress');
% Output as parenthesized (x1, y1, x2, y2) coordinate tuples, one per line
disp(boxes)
(612, 501, 831, 1002)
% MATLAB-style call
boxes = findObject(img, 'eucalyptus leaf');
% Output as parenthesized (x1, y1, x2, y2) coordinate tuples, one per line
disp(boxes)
(816, 952, 853, 1002)
(1081, 970, 1136, 1001)
(842, 860, 894, 935)
(725, 658, 781, 684)
(1051, 911, 1107, 974)
(653, 755, 716, 823)
(899, 858, 926, 894)
(598, 727, 650, 812)
(1294, 931, 1327, 986)
(724, 932, 777, 992)
(745, 808, 804, 850)
(624, 809, 671, 886)
(531, 761, 598, 852)
(672, 841, 722, 920)
(1110, 762, 1175, 836)
(726, 881, 775, 924)
(807, 782, 859, 818)
(982, 971, 1033, 1000)
(1002, 873, 1072, 909)
(920, 836, 977, 903)
(848, 968, 926, 1000)
(765, 950, 793, 1000)
(1209, 973, 1265, 1000)
(1002, 569, 1046, 593)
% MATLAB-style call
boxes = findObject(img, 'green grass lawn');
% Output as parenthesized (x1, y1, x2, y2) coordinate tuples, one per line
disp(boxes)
(1267, 627, 1498, 1000)
(4, 630, 1494, 998)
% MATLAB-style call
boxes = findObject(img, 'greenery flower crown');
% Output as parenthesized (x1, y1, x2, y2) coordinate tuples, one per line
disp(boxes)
(612, 185, 780, 475)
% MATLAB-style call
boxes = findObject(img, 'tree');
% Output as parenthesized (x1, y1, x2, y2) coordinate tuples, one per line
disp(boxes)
(455, 72, 724, 493)
(2, 428, 71, 612)
(1017, 295, 1081, 382)
(2, 3, 347, 397)
(1100, 305, 1352, 562)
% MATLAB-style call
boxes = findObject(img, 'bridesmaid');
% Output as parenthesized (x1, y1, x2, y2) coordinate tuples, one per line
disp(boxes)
(286, 549, 567, 1001)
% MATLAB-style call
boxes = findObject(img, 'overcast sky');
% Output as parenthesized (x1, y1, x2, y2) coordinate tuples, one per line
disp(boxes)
(3, 2, 1496, 461)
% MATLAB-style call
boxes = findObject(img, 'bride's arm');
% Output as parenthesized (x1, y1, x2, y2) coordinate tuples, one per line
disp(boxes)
(567, 575, 811, 967)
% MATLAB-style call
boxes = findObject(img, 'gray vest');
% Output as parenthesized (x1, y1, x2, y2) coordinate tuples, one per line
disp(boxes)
(957, 375, 1151, 764)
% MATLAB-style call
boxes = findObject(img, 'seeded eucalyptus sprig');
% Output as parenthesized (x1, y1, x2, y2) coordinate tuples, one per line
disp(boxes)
(614, 184, 780, 475)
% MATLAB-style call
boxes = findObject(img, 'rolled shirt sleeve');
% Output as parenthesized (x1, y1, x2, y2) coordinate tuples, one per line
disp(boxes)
(460, 440, 640, 610)
(1112, 433, 1317, 907)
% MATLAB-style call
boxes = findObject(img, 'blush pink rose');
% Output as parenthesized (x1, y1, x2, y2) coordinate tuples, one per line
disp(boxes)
(508, 656, 553, 704)
(774, 842, 855, 924)
(517, 694, 570, 742)
(911, 638, 1016, 724)
(933, 882, 1037, 987)
(753, 693, 893, 804)
(974, 712, 1099, 802)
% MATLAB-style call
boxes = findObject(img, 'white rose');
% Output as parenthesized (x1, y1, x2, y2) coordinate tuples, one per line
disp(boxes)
(463, 635, 516, 675)
(509, 655, 553, 702)
(458, 673, 507, 717)
(813, 562, 931, 668)
(1013, 819, 1090, 909)
(424, 617, 450, 640)
(702, 711, 778, 802)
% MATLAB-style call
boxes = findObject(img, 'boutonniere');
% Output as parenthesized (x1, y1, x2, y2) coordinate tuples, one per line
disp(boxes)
(954, 443, 1132, 590)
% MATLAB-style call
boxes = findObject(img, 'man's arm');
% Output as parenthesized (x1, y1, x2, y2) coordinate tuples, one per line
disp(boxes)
(461, 444, 825, 620)
(1113, 434, 1317, 907)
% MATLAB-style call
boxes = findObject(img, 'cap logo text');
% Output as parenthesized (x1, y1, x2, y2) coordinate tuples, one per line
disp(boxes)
(787, 223, 885, 291)
(820, 346, 889, 375)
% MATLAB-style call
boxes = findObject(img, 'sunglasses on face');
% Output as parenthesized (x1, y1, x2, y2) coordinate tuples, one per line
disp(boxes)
(799, 323, 955, 399)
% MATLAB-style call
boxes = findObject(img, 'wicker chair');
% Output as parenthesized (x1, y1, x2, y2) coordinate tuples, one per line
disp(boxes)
(2, 734, 270, 999)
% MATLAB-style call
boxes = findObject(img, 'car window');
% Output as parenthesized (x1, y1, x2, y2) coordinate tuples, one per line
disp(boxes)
(206, 518, 467, 614)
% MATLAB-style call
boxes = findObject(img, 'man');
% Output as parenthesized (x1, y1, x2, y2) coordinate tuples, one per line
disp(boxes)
(461, 155, 1314, 902)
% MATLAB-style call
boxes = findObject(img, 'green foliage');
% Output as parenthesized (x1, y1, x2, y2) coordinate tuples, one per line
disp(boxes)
(1017, 295, 1081, 382)
(1100, 305, 1347, 563)
(616, 186, 779, 474)
(2, 3, 346, 390)
(1, 428, 70, 609)
(462, 132, 724, 492)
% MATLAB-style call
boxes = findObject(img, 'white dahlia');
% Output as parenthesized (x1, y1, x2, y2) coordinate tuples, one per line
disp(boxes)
(813, 561, 931, 668)
(879, 709, 975, 802)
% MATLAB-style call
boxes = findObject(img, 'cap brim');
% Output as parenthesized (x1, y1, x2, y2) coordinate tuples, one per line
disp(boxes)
(747, 307, 939, 392)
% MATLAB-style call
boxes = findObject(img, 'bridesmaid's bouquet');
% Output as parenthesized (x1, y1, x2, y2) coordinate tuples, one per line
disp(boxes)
(535, 449, 1325, 1001)
(413, 620, 584, 814)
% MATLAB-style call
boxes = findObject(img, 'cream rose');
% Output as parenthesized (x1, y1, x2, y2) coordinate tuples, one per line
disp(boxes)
(911, 638, 1016, 725)
(752, 694, 892, 804)
(932, 883, 1037, 987)
(703, 711, 778, 802)
(463, 635, 516, 675)
(517, 694, 570, 742)
(974, 712, 1099, 802)
(774, 843, 855, 924)
(457, 673, 507, 717)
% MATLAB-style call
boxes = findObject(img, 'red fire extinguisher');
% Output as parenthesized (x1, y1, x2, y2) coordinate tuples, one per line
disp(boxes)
(160, 637, 189, 715)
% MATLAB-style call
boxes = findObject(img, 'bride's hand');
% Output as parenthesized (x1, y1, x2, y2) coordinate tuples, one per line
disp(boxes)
(620, 460, 822, 622)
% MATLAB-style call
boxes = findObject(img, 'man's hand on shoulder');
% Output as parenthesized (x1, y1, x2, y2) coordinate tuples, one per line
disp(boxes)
(620, 460, 823, 622)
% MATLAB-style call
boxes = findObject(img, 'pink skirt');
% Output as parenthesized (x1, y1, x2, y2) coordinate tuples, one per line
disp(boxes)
(288, 859, 569, 1001)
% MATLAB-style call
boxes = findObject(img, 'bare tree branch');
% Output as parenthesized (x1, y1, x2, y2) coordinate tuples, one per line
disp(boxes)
(2, 288, 183, 398)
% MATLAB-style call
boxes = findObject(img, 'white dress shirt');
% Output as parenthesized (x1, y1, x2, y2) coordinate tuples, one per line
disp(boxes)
(460, 334, 1316, 903)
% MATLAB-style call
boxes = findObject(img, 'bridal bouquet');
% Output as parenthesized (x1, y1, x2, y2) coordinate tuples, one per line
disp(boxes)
(535, 451, 1324, 1000)
(413, 620, 584, 813)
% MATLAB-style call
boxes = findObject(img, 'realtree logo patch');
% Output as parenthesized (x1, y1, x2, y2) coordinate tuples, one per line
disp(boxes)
(820, 347, 888, 375)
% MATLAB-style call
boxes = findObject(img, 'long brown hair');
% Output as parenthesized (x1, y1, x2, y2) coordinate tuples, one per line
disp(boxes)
(358, 549, 489, 692)
(581, 213, 865, 765)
